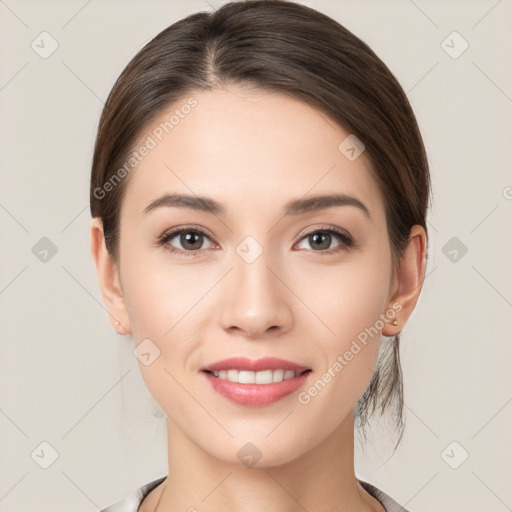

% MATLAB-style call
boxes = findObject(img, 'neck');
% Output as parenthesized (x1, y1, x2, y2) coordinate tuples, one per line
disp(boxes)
(152, 409, 383, 512)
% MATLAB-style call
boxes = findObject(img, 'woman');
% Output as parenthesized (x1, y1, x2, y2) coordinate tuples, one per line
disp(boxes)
(90, 1, 430, 510)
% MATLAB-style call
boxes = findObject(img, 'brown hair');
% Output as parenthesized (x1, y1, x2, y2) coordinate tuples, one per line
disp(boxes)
(90, 0, 431, 447)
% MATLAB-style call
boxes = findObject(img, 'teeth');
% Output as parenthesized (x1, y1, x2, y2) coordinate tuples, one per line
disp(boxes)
(210, 369, 303, 384)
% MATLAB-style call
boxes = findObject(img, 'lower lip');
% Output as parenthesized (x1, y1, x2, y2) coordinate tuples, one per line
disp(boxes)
(201, 371, 311, 406)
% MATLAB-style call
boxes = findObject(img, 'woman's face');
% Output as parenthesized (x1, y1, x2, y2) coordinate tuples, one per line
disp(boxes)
(112, 86, 400, 466)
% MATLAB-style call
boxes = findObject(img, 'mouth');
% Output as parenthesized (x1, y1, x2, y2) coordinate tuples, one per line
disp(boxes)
(199, 357, 312, 406)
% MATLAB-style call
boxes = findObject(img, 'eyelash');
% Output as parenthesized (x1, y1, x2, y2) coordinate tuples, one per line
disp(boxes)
(156, 225, 354, 257)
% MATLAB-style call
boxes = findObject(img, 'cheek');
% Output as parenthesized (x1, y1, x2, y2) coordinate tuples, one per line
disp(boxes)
(119, 259, 206, 417)
(294, 248, 392, 343)
(119, 249, 215, 386)
(292, 248, 391, 397)
(121, 248, 207, 337)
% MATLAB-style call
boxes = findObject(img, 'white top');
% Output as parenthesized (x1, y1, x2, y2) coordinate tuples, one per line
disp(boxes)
(99, 475, 410, 512)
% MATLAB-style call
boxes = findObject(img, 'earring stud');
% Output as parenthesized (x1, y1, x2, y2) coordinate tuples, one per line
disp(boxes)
(391, 319, 398, 326)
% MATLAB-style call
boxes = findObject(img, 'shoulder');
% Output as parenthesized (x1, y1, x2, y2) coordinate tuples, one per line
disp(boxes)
(358, 479, 410, 512)
(99, 475, 167, 512)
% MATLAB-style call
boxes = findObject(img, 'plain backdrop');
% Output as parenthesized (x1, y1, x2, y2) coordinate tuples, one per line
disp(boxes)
(0, 1, 511, 511)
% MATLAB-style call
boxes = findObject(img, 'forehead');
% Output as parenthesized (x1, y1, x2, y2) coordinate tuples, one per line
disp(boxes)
(121, 87, 385, 222)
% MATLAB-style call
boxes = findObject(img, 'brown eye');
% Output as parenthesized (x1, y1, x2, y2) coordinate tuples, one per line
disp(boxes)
(158, 228, 216, 255)
(308, 232, 332, 250)
(177, 231, 205, 250)
(296, 228, 353, 253)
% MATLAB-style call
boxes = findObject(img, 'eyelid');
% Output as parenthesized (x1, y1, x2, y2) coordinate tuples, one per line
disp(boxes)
(297, 224, 352, 241)
(158, 224, 215, 240)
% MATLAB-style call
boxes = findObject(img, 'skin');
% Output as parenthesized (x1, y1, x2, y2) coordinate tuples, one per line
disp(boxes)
(91, 86, 426, 512)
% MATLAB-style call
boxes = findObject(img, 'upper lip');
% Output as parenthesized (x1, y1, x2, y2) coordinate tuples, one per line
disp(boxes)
(200, 357, 310, 373)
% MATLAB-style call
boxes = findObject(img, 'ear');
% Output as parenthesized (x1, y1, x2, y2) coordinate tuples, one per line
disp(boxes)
(90, 217, 132, 335)
(382, 224, 427, 337)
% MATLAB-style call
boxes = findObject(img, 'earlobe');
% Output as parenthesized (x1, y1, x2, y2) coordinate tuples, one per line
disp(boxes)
(382, 225, 427, 337)
(90, 217, 132, 335)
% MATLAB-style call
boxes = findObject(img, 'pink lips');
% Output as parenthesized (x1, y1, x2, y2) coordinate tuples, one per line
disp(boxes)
(199, 357, 312, 407)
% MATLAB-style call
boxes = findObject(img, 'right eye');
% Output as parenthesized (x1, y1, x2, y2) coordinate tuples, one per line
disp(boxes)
(157, 227, 217, 256)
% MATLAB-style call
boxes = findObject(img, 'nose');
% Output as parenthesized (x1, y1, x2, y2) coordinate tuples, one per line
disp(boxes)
(218, 250, 293, 339)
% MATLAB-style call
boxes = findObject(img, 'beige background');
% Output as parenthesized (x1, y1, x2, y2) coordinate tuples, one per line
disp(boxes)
(1, 0, 511, 511)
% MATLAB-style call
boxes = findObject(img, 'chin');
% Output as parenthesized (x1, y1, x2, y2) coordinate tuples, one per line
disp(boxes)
(200, 434, 310, 469)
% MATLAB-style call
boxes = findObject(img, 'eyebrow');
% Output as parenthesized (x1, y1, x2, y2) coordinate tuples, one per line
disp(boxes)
(143, 192, 371, 220)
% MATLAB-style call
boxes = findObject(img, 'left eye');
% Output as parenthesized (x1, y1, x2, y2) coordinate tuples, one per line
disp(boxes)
(296, 229, 353, 252)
